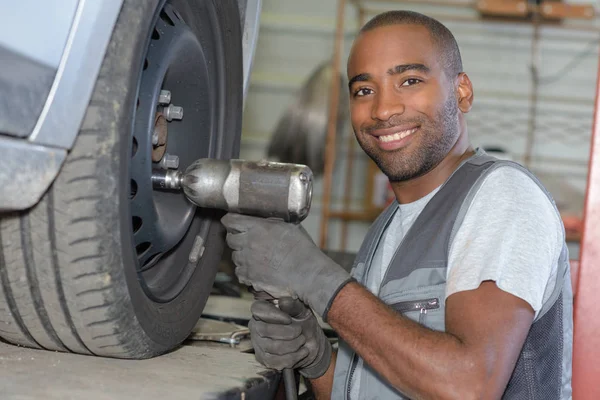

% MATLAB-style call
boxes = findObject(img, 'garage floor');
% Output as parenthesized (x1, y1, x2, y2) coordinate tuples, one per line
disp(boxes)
(0, 296, 281, 400)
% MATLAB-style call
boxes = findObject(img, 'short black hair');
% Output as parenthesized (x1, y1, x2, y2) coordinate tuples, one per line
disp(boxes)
(360, 10, 463, 78)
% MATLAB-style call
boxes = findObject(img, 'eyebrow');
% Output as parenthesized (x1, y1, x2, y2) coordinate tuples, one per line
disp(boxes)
(348, 73, 371, 89)
(348, 63, 431, 89)
(388, 63, 430, 75)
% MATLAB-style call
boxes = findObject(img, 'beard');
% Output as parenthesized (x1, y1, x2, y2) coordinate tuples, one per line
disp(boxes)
(356, 96, 460, 182)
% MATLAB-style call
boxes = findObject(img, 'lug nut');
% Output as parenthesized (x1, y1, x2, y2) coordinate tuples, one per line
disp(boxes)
(160, 153, 179, 169)
(164, 104, 183, 121)
(159, 90, 171, 105)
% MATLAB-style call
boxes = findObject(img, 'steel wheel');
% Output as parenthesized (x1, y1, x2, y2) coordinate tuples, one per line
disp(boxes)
(130, 3, 223, 302)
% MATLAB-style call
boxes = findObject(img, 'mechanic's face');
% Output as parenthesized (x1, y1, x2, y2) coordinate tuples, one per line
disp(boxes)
(347, 24, 464, 182)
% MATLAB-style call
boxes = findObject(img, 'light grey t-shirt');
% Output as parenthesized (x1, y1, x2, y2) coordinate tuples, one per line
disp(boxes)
(350, 166, 565, 399)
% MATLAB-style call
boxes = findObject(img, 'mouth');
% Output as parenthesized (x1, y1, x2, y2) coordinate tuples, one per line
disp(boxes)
(376, 127, 419, 143)
(365, 124, 420, 151)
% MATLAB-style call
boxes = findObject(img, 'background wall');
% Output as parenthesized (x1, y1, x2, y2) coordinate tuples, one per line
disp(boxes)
(240, 0, 600, 255)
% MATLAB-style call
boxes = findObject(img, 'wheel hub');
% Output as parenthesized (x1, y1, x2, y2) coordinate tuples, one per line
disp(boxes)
(151, 112, 169, 162)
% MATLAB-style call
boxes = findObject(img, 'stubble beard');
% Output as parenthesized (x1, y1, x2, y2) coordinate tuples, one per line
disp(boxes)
(356, 97, 460, 182)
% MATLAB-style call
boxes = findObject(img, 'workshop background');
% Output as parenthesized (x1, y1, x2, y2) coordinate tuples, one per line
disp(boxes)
(239, 0, 600, 259)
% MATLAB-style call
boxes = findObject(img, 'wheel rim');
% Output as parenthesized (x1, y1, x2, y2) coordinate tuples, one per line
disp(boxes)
(129, 2, 222, 302)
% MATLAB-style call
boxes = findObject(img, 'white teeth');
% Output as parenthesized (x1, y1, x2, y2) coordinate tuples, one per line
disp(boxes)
(378, 128, 417, 143)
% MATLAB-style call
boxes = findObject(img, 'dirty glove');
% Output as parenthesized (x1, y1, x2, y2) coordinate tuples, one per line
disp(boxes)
(250, 298, 332, 379)
(221, 213, 353, 320)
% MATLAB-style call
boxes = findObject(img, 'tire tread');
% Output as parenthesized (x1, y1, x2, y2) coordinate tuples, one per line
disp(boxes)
(47, 191, 95, 355)
(20, 214, 67, 351)
(0, 221, 40, 349)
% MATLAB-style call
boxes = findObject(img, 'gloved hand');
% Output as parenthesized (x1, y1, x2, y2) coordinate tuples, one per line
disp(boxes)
(250, 298, 332, 379)
(221, 213, 353, 320)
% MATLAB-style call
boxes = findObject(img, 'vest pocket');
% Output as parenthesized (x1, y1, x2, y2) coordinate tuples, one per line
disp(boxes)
(391, 298, 440, 326)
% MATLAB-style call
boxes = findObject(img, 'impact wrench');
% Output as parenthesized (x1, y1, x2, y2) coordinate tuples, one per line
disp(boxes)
(152, 158, 314, 400)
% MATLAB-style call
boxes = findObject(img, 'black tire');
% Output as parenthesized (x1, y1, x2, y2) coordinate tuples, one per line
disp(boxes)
(0, 0, 243, 358)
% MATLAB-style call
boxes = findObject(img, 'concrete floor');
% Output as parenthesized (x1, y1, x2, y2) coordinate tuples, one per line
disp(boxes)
(0, 340, 279, 400)
(0, 296, 282, 400)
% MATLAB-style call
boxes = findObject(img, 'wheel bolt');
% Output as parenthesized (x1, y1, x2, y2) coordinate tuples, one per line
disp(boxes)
(164, 104, 183, 121)
(152, 129, 159, 146)
(160, 153, 180, 169)
(159, 90, 171, 105)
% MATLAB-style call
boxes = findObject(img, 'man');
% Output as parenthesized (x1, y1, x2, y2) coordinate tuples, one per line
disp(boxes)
(222, 10, 573, 400)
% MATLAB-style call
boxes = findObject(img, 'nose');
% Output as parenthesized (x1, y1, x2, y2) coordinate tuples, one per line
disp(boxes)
(371, 88, 405, 122)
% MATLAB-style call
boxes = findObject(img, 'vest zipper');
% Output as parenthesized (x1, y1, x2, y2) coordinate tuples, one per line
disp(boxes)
(346, 353, 359, 400)
(391, 298, 440, 313)
(392, 298, 440, 324)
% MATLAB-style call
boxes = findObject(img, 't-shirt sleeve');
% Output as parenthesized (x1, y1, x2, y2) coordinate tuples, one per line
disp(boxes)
(446, 166, 565, 316)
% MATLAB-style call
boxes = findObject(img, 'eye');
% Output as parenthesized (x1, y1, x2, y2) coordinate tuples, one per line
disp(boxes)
(353, 87, 373, 97)
(401, 78, 422, 87)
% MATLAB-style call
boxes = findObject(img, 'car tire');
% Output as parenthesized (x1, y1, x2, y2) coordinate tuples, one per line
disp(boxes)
(0, 0, 243, 358)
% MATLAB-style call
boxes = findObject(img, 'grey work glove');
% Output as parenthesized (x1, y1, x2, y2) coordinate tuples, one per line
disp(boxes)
(250, 298, 332, 379)
(221, 213, 353, 320)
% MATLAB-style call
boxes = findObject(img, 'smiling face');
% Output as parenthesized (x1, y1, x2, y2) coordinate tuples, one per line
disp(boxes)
(348, 24, 465, 182)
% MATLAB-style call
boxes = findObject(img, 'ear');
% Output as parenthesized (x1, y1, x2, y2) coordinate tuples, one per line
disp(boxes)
(456, 73, 474, 113)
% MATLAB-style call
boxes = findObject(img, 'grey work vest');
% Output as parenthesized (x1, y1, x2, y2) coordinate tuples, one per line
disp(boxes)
(332, 150, 573, 399)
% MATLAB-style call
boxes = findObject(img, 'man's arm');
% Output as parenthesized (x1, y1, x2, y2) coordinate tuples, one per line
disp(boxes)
(309, 350, 337, 400)
(327, 280, 534, 400)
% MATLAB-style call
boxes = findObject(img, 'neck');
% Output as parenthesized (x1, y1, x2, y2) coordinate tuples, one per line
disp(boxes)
(390, 129, 474, 204)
